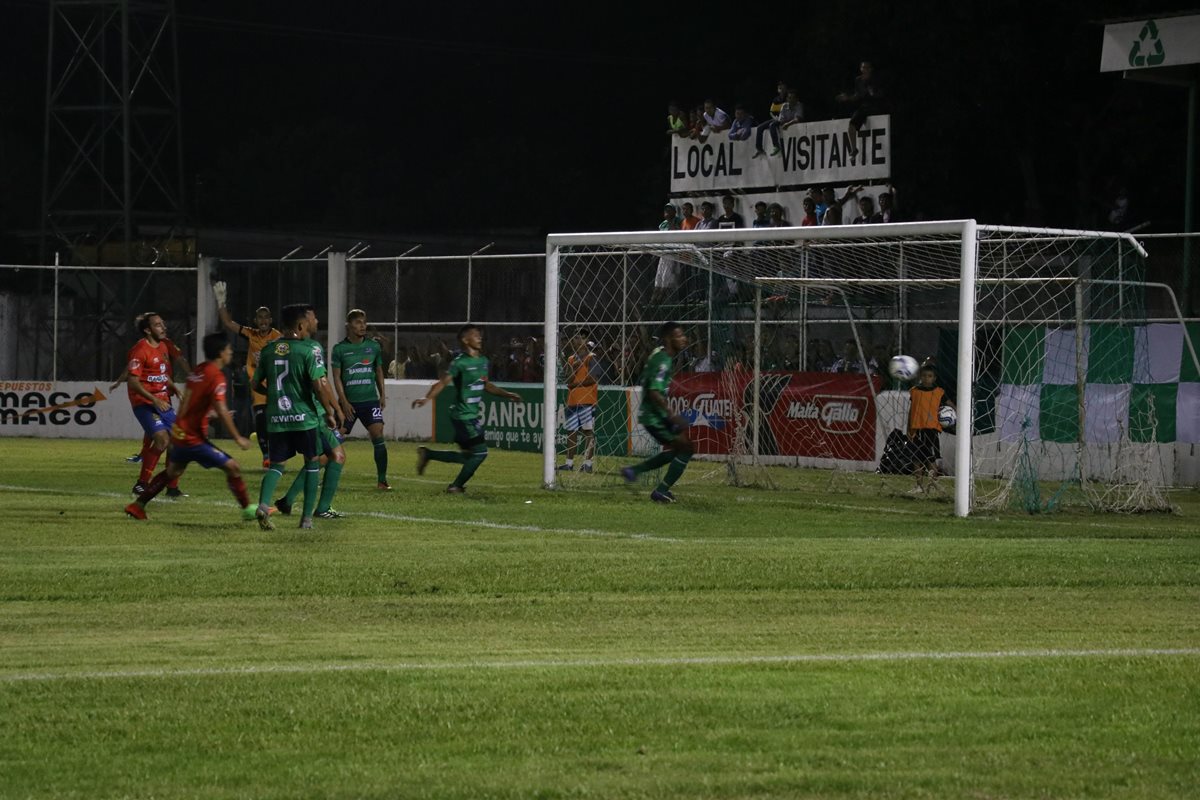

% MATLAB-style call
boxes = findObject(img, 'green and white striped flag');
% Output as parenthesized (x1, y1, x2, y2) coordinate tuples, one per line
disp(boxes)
(997, 323, 1200, 444)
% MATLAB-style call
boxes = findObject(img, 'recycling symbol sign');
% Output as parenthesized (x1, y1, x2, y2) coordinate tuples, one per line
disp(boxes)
(1128, 19, 1166, 68)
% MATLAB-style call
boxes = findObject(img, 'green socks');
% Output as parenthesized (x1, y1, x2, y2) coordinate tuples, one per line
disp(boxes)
(300, 460, 321, 519)
(452, 445, 488, 488)
(316, 460, 343, 514)
(372, 437, 388, 483)
(632, 450, 674, 475)
(259, 465, 284, 507)
(656, 453, 693, 493)
(426, 449, 468, 465)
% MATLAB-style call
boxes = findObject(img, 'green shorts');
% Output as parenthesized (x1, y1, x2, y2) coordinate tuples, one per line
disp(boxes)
(642, 417, 683, 446)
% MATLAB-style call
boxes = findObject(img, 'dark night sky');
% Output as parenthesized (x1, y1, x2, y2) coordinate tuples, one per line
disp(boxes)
(1, 0, 1197, 246)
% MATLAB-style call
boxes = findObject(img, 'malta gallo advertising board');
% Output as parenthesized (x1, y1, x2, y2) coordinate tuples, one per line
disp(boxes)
(670, 371, 881, 461)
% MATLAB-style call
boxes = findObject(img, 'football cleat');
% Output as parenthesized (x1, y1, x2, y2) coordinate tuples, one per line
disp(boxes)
(580, 464, 593, 474)
(255, 504, 275, 531)
(650, 490, 675, 504)
(416, 447, 429, 475)
(445, 485, 465, 494)
(556, 463, 574, 471)
(131, 482, 146, 496)
(298, 517, 314, 530)
(274, 497, 292, 516)
(165, 487, 187, 499)
(125, 453, 143, 463)
(377, 481, 392, 491)
(621, 467, 636, 483)
(314, 509, 345, 519)
(124, 502, 147, 520)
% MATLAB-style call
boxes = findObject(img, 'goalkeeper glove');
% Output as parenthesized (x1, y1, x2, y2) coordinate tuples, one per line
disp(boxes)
(211, 280, 227, 308)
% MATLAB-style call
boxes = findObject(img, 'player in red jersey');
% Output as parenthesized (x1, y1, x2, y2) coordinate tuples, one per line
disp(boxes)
(125, 333, 257, 521)
(111, 334, 188, 465)
(123, 312, 190, 496)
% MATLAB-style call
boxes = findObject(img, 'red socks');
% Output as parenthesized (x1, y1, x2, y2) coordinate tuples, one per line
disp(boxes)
(227, 475, 249, 508)
(138, 441, 161, 484)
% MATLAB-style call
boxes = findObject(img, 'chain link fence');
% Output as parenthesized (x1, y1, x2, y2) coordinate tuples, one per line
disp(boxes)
(347, 253, 545, 383)
(0, 263, 197, 382)
(3, 234, 1196, 391)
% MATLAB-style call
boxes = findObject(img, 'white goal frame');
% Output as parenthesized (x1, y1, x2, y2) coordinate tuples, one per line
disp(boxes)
(544, 220, 1160, 518)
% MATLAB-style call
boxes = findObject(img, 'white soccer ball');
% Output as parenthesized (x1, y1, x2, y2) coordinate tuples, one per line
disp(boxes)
(938, 405, 957, 428)
(888, 354, 919, 381)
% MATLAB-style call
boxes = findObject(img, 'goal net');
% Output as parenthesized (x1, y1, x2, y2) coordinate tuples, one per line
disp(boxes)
(542, 222, 1197, 516)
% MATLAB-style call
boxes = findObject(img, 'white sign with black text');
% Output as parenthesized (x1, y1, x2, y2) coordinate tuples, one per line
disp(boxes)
(669, 115, 891, 194)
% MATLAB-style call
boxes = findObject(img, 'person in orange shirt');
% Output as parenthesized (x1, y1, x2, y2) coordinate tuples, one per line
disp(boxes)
(908, 363, 955, 479)
(679, 202, 700, 230)
(557, 333, 601, 473)
(214, 280, 281, 468)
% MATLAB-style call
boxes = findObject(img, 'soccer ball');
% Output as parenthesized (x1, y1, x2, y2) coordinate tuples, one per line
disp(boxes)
(888, 354, 919, 381)
(938, 405, 957, 428)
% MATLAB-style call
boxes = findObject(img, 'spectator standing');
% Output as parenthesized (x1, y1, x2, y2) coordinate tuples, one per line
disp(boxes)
(751, 202, 770, 228)
(852, 195, 883, 224)
(800, 196, 819, 226)
(768, 203, 787, 226)
(812, 187, 829, 222)
(829, 339, 879, 374)
(835, 61, 884, 157)
(653, 204, 682, 304)
(878, 189, 897, 222)
(717, 195, 744, 229)
(694, 201, 718, 231)
(557, 334, 600, 473)
(679, 202, 700, 230)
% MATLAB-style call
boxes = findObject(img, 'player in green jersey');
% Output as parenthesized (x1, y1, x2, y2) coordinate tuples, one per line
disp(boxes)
(412, 323, 522, 494)
(331, 309, 390, 489)
(621, 321, 694, 503)
(251, 303, 342, 529)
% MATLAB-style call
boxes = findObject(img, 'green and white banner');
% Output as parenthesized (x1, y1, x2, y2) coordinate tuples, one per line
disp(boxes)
(996, 323, 1200, 443)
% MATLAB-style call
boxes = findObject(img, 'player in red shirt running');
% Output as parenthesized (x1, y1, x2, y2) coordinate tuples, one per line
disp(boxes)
(126, 333, 257, 521)
(123, 312, 190, 496)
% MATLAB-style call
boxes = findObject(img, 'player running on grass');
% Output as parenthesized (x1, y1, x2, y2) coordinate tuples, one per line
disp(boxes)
(251, 303, 342, 530)
(271, 420, 347, 520)
(331, 309, 390, 490)
(123, 312, 189, 497)
(213, 281, 281, 469)
(412, 324, 522, 494)
(125, 333, 254, 521)
(621, 321, 694, 503)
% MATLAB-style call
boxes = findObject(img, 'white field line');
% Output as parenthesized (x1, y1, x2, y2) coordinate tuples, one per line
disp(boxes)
(3, 648, 1197, 684)
(0, 483, 680, 543)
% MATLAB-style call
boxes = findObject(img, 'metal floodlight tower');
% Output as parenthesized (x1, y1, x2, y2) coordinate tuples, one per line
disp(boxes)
(39, 0, 186, 266)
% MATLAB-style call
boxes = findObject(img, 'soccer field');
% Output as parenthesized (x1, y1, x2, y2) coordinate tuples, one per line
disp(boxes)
(1, 437, 1197, 799)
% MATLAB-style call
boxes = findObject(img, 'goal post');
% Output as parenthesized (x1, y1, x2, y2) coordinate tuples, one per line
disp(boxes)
(543, 221, 1192, 517)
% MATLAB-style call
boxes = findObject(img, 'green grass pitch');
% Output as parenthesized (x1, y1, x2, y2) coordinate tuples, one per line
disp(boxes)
(0, 437, 1197, 799)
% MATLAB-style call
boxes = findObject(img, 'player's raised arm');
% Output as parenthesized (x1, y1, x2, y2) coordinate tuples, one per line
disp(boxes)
(412, 374, 451, 408)
(484, 380, 521, 402)
(212, 281, 244, 337)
